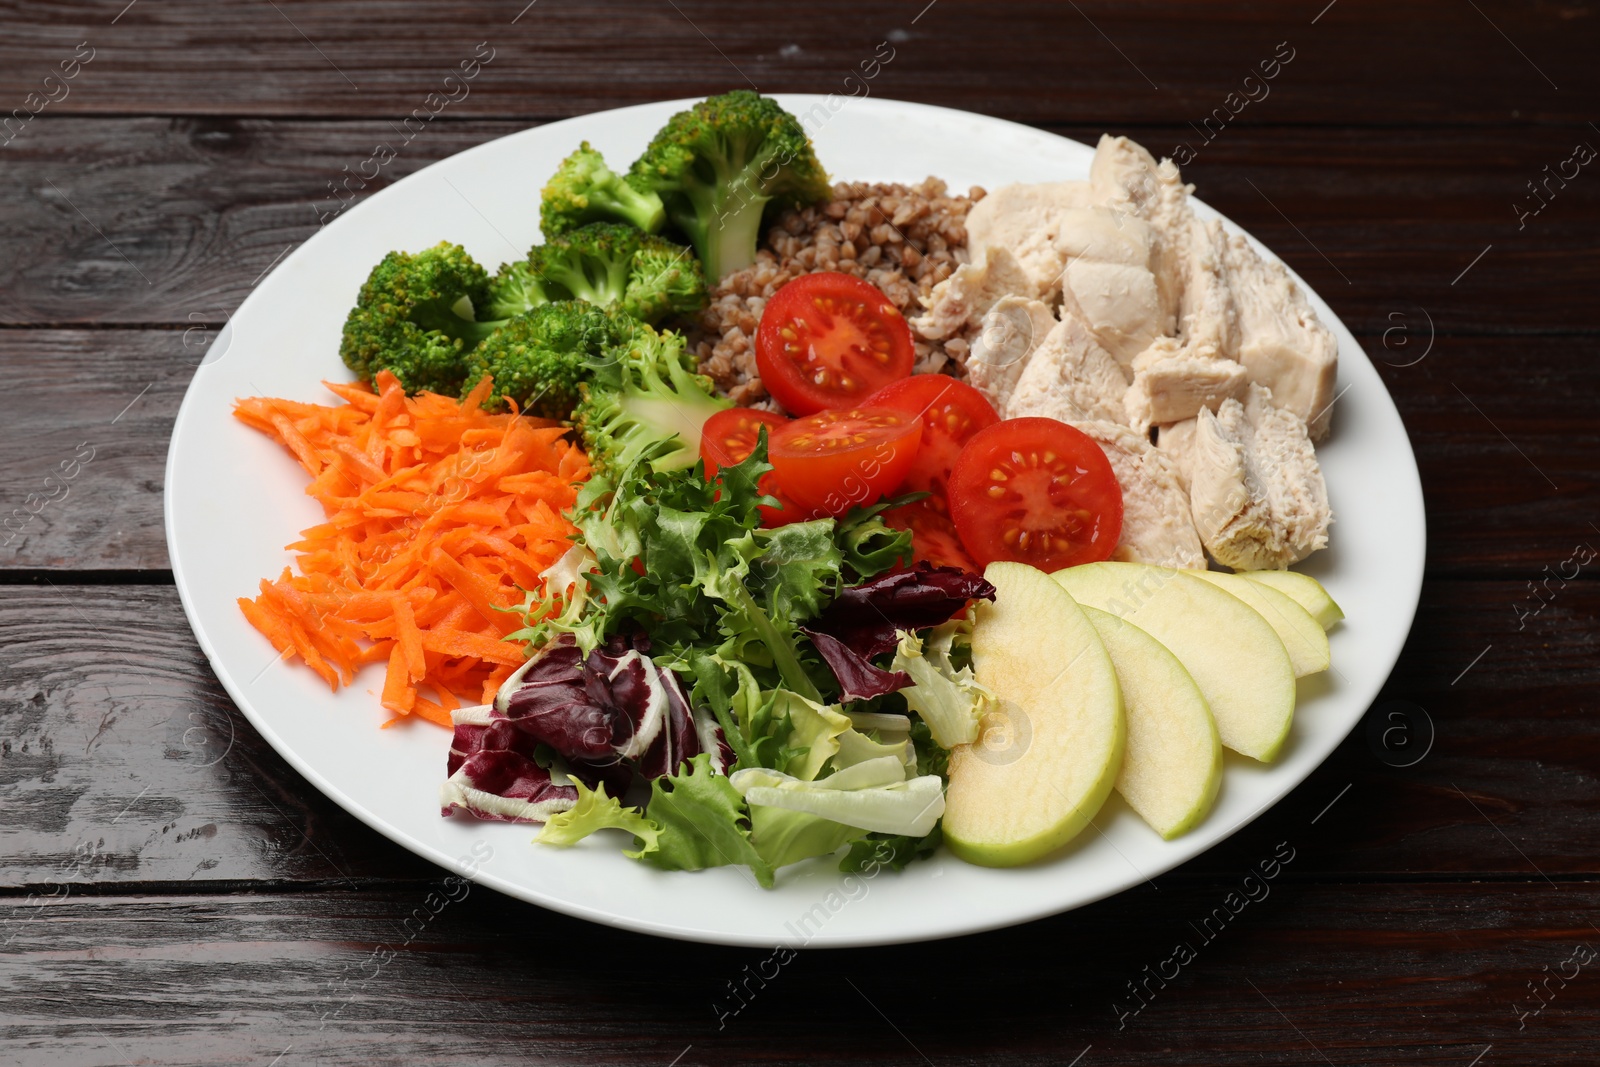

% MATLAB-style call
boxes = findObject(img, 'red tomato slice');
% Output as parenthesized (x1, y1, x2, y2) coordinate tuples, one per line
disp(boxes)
(866, 374, 999, 498)
(769, 406, 923, 516)
(885, 497, 978, 572)
(697, 407, 814, 527)
(699, 407, 789, 478)
(755, 272, 916, 415)
(947, 418, 1123, 571)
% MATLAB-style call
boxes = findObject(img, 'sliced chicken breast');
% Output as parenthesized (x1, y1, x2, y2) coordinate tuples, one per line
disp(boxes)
(1186, 384, 1331, 570)
(1076, 420, 1206, 569)
(1154, 417, 1198, 490)
(1220, 234, 1339, 440)
(962, 180, 1095, 297)
(1123, 337, 1250, 431)
(1055, 208, 1163, 368)
(912, 245, 1035, 342)
(966, 296, 1058, 414)
(1088, 134, 1193, 333)
(1005, 315, 1130, 424)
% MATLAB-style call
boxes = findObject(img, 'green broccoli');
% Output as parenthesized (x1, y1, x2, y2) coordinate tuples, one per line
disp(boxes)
(462, 300, 628, 418)
(628, 90, 831, 282)
(574, 320, 730, 477)
(340, 242, 501, 395)
(487, 223, 706, 325)
(540, 141, 666, 239)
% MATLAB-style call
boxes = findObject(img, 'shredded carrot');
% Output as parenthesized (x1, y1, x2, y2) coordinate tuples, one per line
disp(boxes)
(234, 371, 588, 726)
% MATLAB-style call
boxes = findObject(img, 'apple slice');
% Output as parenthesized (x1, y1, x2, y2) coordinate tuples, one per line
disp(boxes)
(1081, 606, 1222, 839)
(1187, 570, 1330, 678)
(1240, 569, 1344, 630)
(1053, 562, 1295, 762)
(944, 561, 1125, 867)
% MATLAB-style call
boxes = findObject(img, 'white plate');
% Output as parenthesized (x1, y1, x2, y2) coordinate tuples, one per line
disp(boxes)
(166, 96, 1425, 947)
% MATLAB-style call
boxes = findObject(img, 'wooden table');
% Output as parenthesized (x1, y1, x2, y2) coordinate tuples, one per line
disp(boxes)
(3, 2, 1597, 1063)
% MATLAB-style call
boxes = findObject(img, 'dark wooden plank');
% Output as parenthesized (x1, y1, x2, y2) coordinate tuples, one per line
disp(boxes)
(0, 332, 184, 572)
(3, 881, 1595, 1064)
(0, 584, 436, 887)
(1, 580, 1596, 889)
(1, 119, 1597, 333)
(2, 330, 1593, 574)
(0, 0, 1594, 125)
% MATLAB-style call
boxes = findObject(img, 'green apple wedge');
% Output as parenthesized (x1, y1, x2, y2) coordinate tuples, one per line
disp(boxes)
(1239, 570, 1344, 630)
(944, 561, 1125, 868)
(1081, 606, 1223, 839)
(1053, 562, 1296, 762)
(1187, 570, 1330, 678)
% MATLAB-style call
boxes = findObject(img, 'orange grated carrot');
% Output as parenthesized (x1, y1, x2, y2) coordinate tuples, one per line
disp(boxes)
(234, 371, 589, 726)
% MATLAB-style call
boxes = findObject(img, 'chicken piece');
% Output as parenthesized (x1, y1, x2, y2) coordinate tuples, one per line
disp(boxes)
(1076, 420, 1205, 569)
(1054, 207, 1163, 368)
(1088, 135, 1194, 333)
(1186, 385, 1331, 570)
(912, 246, 1035, 341)
(1176, 219, 1238, 357)
(1154, 417, 1198, 490)
(963, 180, 1095, 297)
(966, 296, 1058, 414)
(1221, 233, 1339, 440)
(1005, 315, 1129, 424)
(1123, 337, 1250, 432)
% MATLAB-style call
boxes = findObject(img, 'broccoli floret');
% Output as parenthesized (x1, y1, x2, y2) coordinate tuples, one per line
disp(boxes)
(482, 257, 558, 322)
(340, 242, 500, 395)
(541, 141, 666, 239)
(463, 301, 628, 417)
(628, 90, 830, 282)
(574, 320, 730, 477)
(486, 223, 707, 325)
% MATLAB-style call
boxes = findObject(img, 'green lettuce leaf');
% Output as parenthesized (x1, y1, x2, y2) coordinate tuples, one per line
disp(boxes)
(773, 691, 853, 780)
(641, 753, 775, 887)
(535, 779, 662, 859)
(729, 756, 946, 837)
(891, 623, 995, 750)
(749, 804, 865, 870)
(839, 826, 944, 873)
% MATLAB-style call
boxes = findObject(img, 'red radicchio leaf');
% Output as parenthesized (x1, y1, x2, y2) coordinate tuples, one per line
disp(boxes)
(441, 706, 579, 823)
(801, 562, 996, 702)
(497, 638, 617, 760)
(804, 630, 911, 702)
(485, 632, 727, 791)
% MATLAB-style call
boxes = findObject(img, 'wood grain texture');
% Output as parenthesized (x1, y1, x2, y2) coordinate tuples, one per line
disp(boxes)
(0, 581, 1595, 889)
(3, 882, 1595, 1066)
(1, 119, 1597, 332)
(1, 330, 1592, 573)
(2, 1, 1597, 1059)
(0, 0, 1594, 124)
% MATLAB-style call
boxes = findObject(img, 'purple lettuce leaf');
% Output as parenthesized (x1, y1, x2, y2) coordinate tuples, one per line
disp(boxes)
(802, 562, 995, 702)
(803, 630, 912, 702)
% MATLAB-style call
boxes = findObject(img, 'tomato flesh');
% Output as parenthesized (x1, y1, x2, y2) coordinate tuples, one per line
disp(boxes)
(699, 407, 789, 477)
(866, 374, 999, 498)
(885, 497, 978, 572)
(697, 407, 814, 526)
(755, 272, 916, 415)
(769, 406, 923, 515)
(947, 418, 1123, 571)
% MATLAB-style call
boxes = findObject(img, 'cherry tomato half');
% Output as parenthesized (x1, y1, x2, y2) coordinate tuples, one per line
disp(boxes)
(947, 417, 1123, 572)
(697, 407, 814, 527)
(699, 407, 789, 478)
(769, 406, 923, 516)
(885, 497, 978, 572)
(866, 374, 1000, 498)
(755, 272, 916, 415)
